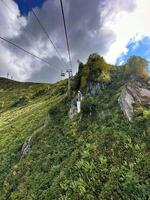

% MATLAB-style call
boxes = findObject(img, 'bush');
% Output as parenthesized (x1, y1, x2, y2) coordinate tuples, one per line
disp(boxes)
(32, 88, 47, 98)
(11, 96, 29, 107)
(49, 98, 68, 123)
(125, 56, 149, 79)
(81, 96, 97, 116)
(134, 106, 144, 117)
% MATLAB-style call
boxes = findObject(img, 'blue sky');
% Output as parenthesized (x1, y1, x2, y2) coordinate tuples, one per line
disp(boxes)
(117, 36, 150, 70)
(14, 0, 47, 16)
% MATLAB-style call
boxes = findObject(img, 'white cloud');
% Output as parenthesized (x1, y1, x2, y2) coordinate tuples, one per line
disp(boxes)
(0, 0, 26, 38)
(0, 0, 29, 80)
(104, 0, 150, 64)
(0, 0, 55, 81)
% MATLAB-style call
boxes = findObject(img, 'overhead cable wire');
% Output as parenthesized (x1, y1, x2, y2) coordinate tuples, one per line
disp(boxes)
(0, 36, 51, 65)
(60, 0, 72, 69)
(1, 0, 67, 70)
(30, 7, 68, 68)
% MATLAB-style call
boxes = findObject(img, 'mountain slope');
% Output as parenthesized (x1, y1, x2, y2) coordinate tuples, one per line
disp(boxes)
(0, 79, 67, 199)
(0, 56, 150, 199)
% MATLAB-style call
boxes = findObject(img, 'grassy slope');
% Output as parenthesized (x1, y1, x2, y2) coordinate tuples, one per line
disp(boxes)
(0, 77, 150, 200)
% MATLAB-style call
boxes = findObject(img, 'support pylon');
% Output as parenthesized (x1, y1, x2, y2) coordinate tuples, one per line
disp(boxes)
(66, 69, 72, 97)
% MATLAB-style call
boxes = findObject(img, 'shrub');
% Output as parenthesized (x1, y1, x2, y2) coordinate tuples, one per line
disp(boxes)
(81, 96, 97, 116)
(11, 96, 29, 107)
(125, 56, 149, 79)
(49, 98, 68, 123)
(32, 88, 47, 98)
(134, 106, 144, 117)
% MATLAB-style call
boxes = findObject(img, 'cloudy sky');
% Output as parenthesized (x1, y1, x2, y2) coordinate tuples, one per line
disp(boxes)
(0, 0, 150, 83)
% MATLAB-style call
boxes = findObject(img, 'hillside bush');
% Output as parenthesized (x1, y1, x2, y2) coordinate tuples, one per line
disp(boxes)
(11, 96, 29, 107)
(81, 96, 97, 116)
(125, 56, 149, 79)
(32, 88, 48, 98)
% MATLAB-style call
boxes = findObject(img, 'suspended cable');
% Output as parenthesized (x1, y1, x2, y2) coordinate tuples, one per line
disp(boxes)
(0, 36, 51, 65)
(1, 0, 68, 70)
(30, 8, 67, 68)
(60, 0, 72, 69)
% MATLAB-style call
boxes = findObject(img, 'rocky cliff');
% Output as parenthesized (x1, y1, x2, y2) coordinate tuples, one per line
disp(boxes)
(119, 79, 150, 122)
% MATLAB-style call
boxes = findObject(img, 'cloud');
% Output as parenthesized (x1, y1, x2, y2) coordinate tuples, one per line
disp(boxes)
(0, 0, 149, 83)
(116, 36, 150, 72)
(104, 0, 150, 64)
(0, 0, 26, 38)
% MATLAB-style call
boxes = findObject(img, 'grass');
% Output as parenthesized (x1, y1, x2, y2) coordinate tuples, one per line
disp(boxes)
(0, 77, 149, 200)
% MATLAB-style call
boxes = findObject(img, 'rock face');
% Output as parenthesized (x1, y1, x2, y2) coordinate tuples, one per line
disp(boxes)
(21, 136, 32, 156)
(119, 79, 150, 122)
(68, 104, 77, 119)
(87, 81, 106, 96)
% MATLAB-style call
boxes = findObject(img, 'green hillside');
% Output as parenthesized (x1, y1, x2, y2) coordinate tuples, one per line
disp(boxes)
(0, 55, 150, 200)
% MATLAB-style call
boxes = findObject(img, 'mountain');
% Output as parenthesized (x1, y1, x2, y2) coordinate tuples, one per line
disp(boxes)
(0, 54, 150, 200)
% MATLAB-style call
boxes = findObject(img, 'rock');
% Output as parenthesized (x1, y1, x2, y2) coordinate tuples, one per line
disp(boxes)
(1, 101, 4, 108)
(119, 79, 150, 122)
(87, 81, 105, 96)
(68, 104, 77, 119)
(21, 136, 32, 156)
(118, 87, 135, 122)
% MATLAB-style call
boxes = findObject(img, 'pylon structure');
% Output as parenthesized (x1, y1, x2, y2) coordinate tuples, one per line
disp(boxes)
(66, 69, 72, 97)
(6, 72, 9, 79)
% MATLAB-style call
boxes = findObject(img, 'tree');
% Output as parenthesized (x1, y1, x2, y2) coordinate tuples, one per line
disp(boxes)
(86, 53, 112, 82)
(125, 56, 149, 79)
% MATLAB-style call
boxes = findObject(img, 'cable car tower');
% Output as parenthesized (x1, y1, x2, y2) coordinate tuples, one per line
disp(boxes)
(60, 0, 73, 98)
(66, 68, 72, 97)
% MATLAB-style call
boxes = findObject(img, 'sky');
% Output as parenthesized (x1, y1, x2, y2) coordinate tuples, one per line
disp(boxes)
(0, 0, 150, 83)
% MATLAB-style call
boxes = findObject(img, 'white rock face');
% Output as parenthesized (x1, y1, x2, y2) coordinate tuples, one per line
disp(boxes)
(119, 80, 150, 122)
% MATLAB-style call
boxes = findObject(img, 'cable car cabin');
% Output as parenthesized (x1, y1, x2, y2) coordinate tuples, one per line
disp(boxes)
(61, 72, 65, 77)
(66, 69, 72, 73)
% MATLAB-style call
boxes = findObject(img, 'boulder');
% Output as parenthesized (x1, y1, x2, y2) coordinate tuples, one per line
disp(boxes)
(21, 136, 32, 156)
(68, 104, 77, 119)
(87, 81, 105, 96)
(119, 79, 150, 122)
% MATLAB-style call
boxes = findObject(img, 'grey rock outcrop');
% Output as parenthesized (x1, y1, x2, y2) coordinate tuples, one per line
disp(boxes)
(68, 104, 77, 119)
(87, 81, 106, 96)
(119, 79, 150, 122)
(21, 136, 32, 156)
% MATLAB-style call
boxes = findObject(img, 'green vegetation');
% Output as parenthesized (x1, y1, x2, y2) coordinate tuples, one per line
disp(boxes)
(124, 56, 149, 79)
(72, 53, 114, 91)
(0, 55, 150, 200)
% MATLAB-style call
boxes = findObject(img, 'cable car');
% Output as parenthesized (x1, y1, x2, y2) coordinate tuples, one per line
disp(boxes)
(61, 72, 65, 77)
(66, 69, 72, 77)
(66, 69, 72, 73)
